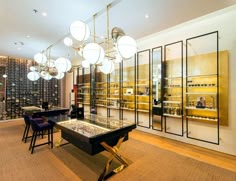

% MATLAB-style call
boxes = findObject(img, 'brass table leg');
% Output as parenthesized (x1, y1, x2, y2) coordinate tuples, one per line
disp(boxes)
(98, 136, 128, 181)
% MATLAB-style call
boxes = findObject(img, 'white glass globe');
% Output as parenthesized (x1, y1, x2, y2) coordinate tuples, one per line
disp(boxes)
(47, 59, 55, 68)
(82, 60, 90, 68)
(54, 72, 65, 79)
(70, 21, 90, 41)
(2, 74, 7, 78)
(34, 53, 47, 64)
(55, 57, 72, 72)
(27, 71, 40, 81)
(99, 58, 114, 74)
(117, 36, 137, 59)
(43, 74, 52, 80)
(29, 66, 37, 71)
(83, 43, 104, 64)
(64, 37, 73, 46)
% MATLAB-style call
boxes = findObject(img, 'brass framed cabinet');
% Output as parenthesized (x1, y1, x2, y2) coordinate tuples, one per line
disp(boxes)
(163, 41, 184, 136)
(186, 31, 220, 144)
(152, 46, 163, 131)
(136, 49, 151, 128)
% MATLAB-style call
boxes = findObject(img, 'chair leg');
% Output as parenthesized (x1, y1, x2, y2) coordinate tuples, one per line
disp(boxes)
(51, 128, 53, 148)
(48, 128, 50, 145)
(31, 131, 38, 154)
(29, 131, 36, 151)
(22, 125, 27, 141)
(24, 125, 30, 143)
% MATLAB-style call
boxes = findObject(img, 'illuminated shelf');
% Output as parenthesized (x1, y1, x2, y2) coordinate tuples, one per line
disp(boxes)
(185, 107, 217, 111)
(186, 116, 218, 122)
(163, 114, 182, 118)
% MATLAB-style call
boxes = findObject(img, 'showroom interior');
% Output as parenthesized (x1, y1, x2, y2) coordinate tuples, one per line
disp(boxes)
(0, 0, 236, 180)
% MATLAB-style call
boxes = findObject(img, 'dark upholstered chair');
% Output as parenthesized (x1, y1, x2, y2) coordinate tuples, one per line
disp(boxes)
(29, 118, 54, 154)
(22, 114, 44, 143)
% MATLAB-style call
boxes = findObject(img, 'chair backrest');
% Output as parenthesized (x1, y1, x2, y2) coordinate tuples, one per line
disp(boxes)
(23, 114, 31, 125)
(29, 118, 40, 132)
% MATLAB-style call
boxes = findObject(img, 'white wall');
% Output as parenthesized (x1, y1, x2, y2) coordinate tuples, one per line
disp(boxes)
(63, 72, 74, 108)
(136, 5, 236, 155)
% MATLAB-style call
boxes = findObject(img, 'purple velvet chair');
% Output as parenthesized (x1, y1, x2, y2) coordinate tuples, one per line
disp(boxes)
(22, 114, 44, 143)
(28, 118, 54, 154)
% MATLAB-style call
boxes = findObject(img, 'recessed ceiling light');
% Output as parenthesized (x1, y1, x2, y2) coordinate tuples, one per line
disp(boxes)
(145, 14, 149, 19)
(17, 47, 21, 50)
(42, 12, 47, 17)
(26, 35, 30, 38)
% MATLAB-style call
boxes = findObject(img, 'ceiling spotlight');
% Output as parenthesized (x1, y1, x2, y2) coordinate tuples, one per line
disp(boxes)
(145, 14, 149, 19)
(42, 12, 47, 17)
(64, 37, 73, 47)
(26, 35, 30, 38)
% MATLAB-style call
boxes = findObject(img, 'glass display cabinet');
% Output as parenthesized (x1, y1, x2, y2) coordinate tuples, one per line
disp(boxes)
(121, 57, 135, 122)
(54, 114, 136, 181)
(95, 71, 107, 115)
(186, 31, 219, 144)
(163, 41, 183, 136)
(107, 64, 120, 119)
(77, 67, 91, 113)
(136, 49, 151, 128)
(152, 46, 163, 131)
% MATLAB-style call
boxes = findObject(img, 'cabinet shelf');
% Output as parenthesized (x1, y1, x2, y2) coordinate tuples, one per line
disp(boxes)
(163, 101, 181, 104)
(164, 86, 182, 88)
(186, 107, 217, 111)
(187, 86, 217, 88)
(187, 74, 217, 78)
(186, 116, 218, 122)
(163, 113, 182, 118)
(137, 109, 149, 113)
(164, 76, 182, 79)
(185, 92, 217, 95)
(121, 107, 135, 111)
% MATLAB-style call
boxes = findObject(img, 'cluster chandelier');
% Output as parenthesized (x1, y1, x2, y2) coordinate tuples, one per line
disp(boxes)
(27, 3, 137, 81)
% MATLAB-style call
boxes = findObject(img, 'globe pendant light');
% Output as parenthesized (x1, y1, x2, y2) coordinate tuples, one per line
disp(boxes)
(34, 53, 47, 64)
(83, 43, 105, 64)
(41, 71, 52, 80)
(82, 60, 90, 68)
(99, 58, 114, 74)
(117, 36, 137, 59)
(55, 57, 72, 72)
(54, 72, 64, 79)
(70, 21, 90, 41)
(27, 71, 40, 81)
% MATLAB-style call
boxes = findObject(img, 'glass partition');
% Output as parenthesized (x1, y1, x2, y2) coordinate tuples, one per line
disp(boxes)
(186, 31, 219, 144)
(136, 49, 151, 128)
(152, 46, 162, 131)
(163, 41, 183, 136)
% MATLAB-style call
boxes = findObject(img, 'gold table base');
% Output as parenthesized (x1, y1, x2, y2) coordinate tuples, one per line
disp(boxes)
(98, 136, 128, 181)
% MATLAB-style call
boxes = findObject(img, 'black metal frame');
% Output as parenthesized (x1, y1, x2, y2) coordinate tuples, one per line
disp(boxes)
(186, 31, 219, 145)
(163, 41, 184, 136)
(151, 46, 163, 131)
(136, 49, 151, 128)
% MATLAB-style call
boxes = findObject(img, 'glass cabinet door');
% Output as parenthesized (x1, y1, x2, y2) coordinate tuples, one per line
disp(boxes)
(107, 63, 120, 120)
(136, 49, 151, 128)
(79, 67, 91, 114)
(186, 31, 219, 144)
(121, 56, 135, 123)
(163, 41, 183, 136)
(95, 69, 107, 117)
(152, 46, 162, 131)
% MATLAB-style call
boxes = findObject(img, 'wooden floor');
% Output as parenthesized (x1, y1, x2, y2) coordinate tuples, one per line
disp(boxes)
(130, 130, 236, 172)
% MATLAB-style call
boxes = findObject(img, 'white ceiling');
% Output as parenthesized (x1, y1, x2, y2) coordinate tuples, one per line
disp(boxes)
(0, 0, 236, 61)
